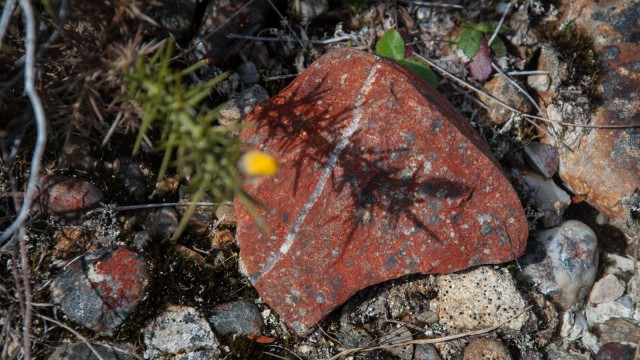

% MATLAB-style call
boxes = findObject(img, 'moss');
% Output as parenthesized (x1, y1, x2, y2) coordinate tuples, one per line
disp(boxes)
(542, 24, 602, 110)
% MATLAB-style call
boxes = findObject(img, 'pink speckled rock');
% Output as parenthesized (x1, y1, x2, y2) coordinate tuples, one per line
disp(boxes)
(236, 48, 528, 335)
(31, 174, 103, 216)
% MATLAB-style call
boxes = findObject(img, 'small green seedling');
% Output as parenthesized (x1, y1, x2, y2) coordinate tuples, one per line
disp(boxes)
(375, 29, 438, 87)
(456, 22, 508, 81)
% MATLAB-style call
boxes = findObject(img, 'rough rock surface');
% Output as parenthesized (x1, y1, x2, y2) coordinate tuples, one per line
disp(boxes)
(548, 0, 640, 237)
(518, 170, 571, 228)
(236, 48, 528, 334)
(208, 300, 263, 336)
(521, 221, 598, 309)
(143, 305, 220, 360)
(50, 247, 150, 334)
(434, 266, 529, 334)
(589, 274, 625, 305)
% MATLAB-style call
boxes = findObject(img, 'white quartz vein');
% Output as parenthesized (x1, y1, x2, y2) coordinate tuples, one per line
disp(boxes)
(255, 63, 381, 280)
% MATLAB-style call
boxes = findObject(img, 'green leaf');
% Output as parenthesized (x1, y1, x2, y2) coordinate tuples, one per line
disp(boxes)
(475, 22, 508, 34)
(458, 28, 482, 59)
(375, 29, 405, 61)
(490, 37, 507, 57)
(401, 57, 438, 87)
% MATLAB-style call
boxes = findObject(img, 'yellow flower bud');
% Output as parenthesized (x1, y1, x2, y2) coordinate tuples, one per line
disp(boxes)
(239, 150, 278, 176)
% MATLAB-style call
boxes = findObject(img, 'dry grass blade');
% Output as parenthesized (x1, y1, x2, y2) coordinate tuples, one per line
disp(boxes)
(326, 305, 532, 360)
(35, 314, 106, 360)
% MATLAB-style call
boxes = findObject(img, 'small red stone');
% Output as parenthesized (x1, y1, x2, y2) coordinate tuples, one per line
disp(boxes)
(31, 174, 103, 216)
(236, 48, 528, 335)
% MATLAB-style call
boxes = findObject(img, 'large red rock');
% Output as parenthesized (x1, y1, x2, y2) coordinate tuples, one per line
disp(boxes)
(236, 48, 528, 335)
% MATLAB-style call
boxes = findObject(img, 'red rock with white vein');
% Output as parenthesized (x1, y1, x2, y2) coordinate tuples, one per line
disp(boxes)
(236, 48, 528, 335)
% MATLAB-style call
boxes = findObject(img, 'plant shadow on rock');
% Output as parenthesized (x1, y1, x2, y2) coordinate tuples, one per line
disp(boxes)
(248, 74, 475, 247)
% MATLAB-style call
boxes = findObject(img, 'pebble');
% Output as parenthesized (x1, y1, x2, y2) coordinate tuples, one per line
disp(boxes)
(47, 343, 136, 360)
(208, 300, 263, 336)
(237, 61, 260, 85)
(592, 317, 640, 345)
(143, 305, 220, 359)
(434, 266, 529, 334)
(115, 157, 148, 200)
(218, 84, 269, 126)
(519, 170, 571, 228)
(526, 74, 551, 92)
(478, 75, 532, 126)
(463, 338, 512, 360)
(585, 295, 634, 325)
(214, 202, 237, 226)
(414, 343, 443, 360)
(236, 47, 528, 335)
(145, 207, 179, 240)
(50, 247, 150, 334)
(523, 142, 559, 178)
(596, 342, 637, 360)
(31, 175, 103, 216)
(520, 220, 598, 309)
(589, 274, 626, 304)
(58, 134, 96, 173)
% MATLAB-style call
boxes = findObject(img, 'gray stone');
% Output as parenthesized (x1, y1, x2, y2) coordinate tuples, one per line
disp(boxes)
(521, 221, 598, 309)
(208, 300, 263, 336)
(237, 62, 260, 85)
(523, 142, 559, 178)
(414, 343, 443, 360)
(145, 207, 179, 240)
(143, 305, 220, 359)
(589, 274, 626, 304)
(151, 0, 197, 38)
(585, 296, 634, 325)
(434, 266, 530, 335)
(218, 84, 269, 125)
(520, 170, 571, 228)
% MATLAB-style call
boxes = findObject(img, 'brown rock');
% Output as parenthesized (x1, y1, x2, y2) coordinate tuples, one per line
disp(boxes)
(236, 48, 528, 335)
(479, 75, 532, 126)
(32, 175, 103, 216)
(549, 0, 640, 237)
(593, 317, 640, 345)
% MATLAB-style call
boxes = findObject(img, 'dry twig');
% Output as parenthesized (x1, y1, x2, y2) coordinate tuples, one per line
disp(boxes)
(326, 306, 532, 359)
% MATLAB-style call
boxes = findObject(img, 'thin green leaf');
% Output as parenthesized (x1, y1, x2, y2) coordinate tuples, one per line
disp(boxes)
(475, 22, 508, 34)
(375, 29, 405, 61)
(402, 57, 438, 87)
(458, 28, 482, 59)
